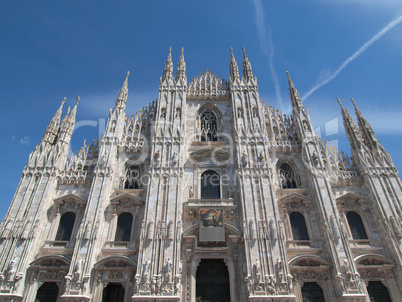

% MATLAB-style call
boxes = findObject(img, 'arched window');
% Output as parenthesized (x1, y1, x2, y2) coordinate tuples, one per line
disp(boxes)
(289, 212, 309, 240)
(55, 212, 76, 241)
(201, 170, 220, 199)
(102, 283, 125, 302)
(346, 211, 368, 239)
(124, 165, 141, 189)
(301, 282, 325, 301)
(35, 282, 59, 302)
(115, 213, 133, 242)
(279, 163, 297, 189)
(367, 281, 392, 302)
(200, 111, 217, 141)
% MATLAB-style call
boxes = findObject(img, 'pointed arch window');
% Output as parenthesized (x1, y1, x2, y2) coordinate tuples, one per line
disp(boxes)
(115, 213, 133, 242)
(279, 163, 297, 189)
(367, 281, 392, 302)
(289, 212, 309, 241)
(124, 165, 141, 189)
(35, 282, 59, 302)
(346, 211, 368, 239)
(55, 212, 76, 241)
(200, 111, 218, 141)
(301, 282, 325, 301)
(102, 283, 125, 302)
(201, 170, 220, 199)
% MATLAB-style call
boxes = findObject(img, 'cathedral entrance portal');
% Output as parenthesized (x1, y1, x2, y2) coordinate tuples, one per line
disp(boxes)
(102, 283, 125, 302)
(196, 259, 230, 302)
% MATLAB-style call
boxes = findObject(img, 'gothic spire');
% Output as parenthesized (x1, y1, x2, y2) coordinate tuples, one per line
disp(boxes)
(229, 47, 240, 82)
(163, 47, 173, 82)
(337, 98, 362, 151)
(57, 97, 80, 145)
(41, 97, 66, 145)
(176, 47, 187, 81)
(351, 98, 379, 150)
(286, 71, 303, 113)
(68, 96, 80, 123)
(242, 47, 254, 81)
(115, 71, 129, 110)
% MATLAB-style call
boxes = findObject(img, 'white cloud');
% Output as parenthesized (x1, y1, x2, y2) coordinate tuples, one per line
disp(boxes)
(252, 0, 284, 109)
(19, 136, 31, 145)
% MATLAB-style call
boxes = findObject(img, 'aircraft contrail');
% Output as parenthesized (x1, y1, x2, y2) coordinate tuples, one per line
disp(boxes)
(303, 14, 402, 100)
(252, 0, 284, 108)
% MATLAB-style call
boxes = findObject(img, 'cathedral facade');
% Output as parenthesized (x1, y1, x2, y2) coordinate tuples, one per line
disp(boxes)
(0, 48, 401, 302)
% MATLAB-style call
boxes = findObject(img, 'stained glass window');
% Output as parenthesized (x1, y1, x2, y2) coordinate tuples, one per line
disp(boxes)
(124, 165, 141, 189)
(200, 111, 218, 141)
(279, 163, 297, 189)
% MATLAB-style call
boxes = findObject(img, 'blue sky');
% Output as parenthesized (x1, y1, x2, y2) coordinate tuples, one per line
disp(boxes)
(1, 1, 402, 220)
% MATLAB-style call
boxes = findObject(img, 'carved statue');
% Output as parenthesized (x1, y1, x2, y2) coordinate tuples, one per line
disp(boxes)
(343, 258, 352, 281)
(258, 151, 264, 162)
(227, 187, 233, 198)
(237, 107, 242, 118)
(242, 151, 248, 167)
(175, 107, 181, 118)
(167, 220, 174, 241)
(276, 258, 283, 282)
(154, 150, 160, 162)
(110, 119, 116, 132)
(64, 275, 71, 294)
(74, 258, 83, 281)
(147, 220, 154, 240)
(245, 275, 253, 294)
(189, 186, 194, 198)
(84, 222, 91, 240)
(178, 260, 183, 276)
(312, 150, 319, 165)
(165, 258, 172, 282)
(174, 274, 181, 294)
(172, 152, 178, 166)
(254, 259, 261, 281)
(6, 256, 18, 280)
(176, 221, 182, 242)
(143, 259, 151, 282)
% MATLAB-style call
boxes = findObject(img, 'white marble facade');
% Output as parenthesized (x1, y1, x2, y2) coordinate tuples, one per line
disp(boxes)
(0, 47, 401, 302)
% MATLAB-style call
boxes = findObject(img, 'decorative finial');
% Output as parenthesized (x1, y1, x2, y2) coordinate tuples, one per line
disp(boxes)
(62, 97, 66, 103)
(350, 98, 356, 107)
(76, 96, 80, 105)
(167, 47, 172, 61)
(126, 71, 130, 79)
(286, 71, 295, 89)
(337, 98, 343, 108)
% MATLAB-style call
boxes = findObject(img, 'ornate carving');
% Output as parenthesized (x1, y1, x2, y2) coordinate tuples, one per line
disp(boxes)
(187, 70, 229, 97)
